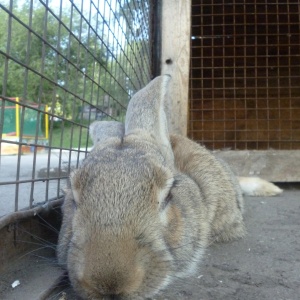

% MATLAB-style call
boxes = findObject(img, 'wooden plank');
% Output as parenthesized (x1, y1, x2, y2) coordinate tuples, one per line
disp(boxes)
(214, 150, 300, 182)
(161, 0, 191, 136)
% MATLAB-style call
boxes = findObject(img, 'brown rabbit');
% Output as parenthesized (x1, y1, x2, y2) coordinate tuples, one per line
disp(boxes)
(57, 75, 279, 299)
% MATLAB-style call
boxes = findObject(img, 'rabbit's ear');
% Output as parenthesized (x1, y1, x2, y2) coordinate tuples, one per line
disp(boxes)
(125, 75, 173, 164)
(89, 121, 124, 146)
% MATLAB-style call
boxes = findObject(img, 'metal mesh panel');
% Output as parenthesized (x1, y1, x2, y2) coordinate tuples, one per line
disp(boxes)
(189, 0, 300, 150)
(0, 0, 153, 222)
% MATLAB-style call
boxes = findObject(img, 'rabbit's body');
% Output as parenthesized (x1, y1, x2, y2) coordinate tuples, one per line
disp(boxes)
(58, 132, 218, 299)
(57, 75, 279, 299)
(171, 134, 245, 244)
(238, 176, 283, 196)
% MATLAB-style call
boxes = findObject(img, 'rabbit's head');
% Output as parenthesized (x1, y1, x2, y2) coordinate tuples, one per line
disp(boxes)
(57, 76, 208, 299)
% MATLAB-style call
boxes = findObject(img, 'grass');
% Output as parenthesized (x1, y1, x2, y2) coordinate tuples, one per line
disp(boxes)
(49, 113, 126, 149)
(50, 123, 93, 149)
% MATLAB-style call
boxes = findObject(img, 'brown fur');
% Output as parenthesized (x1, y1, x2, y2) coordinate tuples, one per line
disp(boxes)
(170, 134, 245, 243)
(57, 76, 245, 299)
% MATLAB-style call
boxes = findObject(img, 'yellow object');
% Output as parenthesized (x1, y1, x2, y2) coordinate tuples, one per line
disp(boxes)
(15, 97, 20, 138)
(45, 105, 49, 139)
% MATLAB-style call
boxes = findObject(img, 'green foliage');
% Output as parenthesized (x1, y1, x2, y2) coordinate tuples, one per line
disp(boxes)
(0, 0, 151, 126)
(0, 1, 108, 115)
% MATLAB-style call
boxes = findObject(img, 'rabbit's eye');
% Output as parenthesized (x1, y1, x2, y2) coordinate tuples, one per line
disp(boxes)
(160, 178, 179, 210)
(161, 191, 172, 210)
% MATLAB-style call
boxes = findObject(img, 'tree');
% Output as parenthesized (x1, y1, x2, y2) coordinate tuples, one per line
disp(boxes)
(0, 1, 108, 120)
(0, 0, 152, 122)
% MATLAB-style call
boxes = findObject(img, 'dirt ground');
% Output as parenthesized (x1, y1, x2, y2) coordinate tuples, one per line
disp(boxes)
(1, 187, 299, 300)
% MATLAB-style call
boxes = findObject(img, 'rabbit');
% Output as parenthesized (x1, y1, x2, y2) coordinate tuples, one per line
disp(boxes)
(238, 176, 282, 196)
(57, 75, 279, 300)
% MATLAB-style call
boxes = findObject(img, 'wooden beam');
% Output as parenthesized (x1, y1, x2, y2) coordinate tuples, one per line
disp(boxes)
(215, 150, 300, 182)
(161, 0, 191, 136)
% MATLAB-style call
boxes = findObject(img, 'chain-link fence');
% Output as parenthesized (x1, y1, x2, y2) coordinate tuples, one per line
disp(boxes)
(0, 0, 155, 227)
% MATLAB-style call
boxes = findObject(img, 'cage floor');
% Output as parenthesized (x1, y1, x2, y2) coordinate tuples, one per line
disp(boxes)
(0, 248, 63, 300)
(0, 190, 299, 300)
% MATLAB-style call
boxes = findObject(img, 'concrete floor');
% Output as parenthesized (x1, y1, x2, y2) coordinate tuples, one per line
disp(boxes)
(0, 187, 299, 300)
(0, 151, 87, 217)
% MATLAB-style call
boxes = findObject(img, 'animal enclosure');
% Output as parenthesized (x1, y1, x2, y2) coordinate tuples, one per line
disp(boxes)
(189, 0, 300, 151)
(0, 1, 156, 296)
(0, 0, 154, 225)
(0, 0, 300, 298)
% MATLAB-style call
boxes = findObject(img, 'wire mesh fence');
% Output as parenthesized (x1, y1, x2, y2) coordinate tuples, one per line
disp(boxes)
(189, 0, 300, 150)
(0, 0, 153, 224)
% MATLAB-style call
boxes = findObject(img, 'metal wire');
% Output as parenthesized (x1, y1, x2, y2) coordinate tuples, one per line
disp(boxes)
(0, 0, 153, 222)
(189, 0, 300, 150)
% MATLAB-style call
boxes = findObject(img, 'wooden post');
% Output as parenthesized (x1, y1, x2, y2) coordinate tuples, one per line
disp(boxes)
(161, 0, 191, 136)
